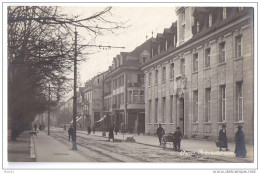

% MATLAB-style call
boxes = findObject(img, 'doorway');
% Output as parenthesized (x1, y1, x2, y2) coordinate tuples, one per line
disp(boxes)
(178, 98, 184, 135)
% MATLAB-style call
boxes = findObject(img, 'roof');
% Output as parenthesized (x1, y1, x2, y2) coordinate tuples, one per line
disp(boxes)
(120, 52, 130, 59)
(156, 33, 164, 39)
(163, 28, 172, 34)
(141, 7, 253, 69)
(128, 38, 152, 57)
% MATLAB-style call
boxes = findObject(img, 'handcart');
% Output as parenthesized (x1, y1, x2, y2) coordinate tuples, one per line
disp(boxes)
(161, 133, 175, 150)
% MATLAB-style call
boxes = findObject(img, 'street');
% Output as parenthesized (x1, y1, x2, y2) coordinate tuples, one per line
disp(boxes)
(33, 128, 252, 163)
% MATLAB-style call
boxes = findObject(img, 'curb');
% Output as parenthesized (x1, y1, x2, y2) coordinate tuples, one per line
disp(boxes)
(29, 135, 36, 161)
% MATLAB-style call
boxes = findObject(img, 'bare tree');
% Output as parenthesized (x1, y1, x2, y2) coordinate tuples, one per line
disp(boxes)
(8, 6, 127, 140)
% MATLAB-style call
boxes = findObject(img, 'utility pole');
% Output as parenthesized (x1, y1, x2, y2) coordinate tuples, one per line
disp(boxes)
(71, 30, 124, 150)
(48, 84, 50, 135)
(72, 29, 78, 150)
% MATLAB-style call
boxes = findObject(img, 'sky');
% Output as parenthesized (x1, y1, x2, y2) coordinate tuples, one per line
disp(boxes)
(62, 6, 177, 85)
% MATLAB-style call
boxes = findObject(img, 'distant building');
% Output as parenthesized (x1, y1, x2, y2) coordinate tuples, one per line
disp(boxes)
(81, 72, 107, 130)
(103, 47, 150, 133)
(141, 7, 254, 143)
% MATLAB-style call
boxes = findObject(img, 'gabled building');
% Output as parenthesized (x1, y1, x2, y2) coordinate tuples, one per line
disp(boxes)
(141, 7, 254, 143)
(81, 71, 107, 130)
(103, 46, 150, 133)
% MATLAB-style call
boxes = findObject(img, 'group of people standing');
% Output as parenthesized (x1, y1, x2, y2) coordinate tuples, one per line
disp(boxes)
(218, 124, 247, 158)
(157, 124, 247, 158)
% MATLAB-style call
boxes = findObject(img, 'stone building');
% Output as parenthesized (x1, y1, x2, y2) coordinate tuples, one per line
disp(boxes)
(82, 72, 107, 130)
(141, 7, 254, 143)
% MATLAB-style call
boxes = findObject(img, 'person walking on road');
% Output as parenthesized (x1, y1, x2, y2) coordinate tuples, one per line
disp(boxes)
(156, 124, 165, 146)
(92, 124, 95, 134)
(108, 125, 114, 142)
(114, 123, 118, 135)
(235, 125, 247, 158)
(68, 125, 73, 141)
(173, 127, 182, 151)
(87, 126, 91, 135)
(34, 124, 37, 131)
(218, 125, 229, 151)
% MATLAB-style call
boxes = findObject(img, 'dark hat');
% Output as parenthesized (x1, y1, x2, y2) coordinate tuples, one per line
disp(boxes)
(237, 125, 243, 129)
(222, 125, 226, 128)
(176, 127, 180, 130)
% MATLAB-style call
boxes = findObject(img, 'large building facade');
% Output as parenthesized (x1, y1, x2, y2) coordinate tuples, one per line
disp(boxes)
(141, 7, 254, 143)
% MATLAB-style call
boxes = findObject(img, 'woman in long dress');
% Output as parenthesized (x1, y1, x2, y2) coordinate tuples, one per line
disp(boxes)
(235, 125, 247, 158)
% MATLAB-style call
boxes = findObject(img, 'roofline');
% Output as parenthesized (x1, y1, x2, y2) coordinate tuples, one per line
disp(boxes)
(141, 10, 252, 71)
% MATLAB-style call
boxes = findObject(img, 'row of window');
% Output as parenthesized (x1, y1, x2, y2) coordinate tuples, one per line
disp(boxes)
(128, 90, 145, 104)
(193, 7, 245, 35)
(84, 92, 92, 102)
(113, 93, 124, 108)
(193, 35, 242, 72)
(147, 96, 171, 123)
(151, 35, 177, 59)
(147, 35, 242, 86)
(193, 82, 243, 123)
(147, 82, 243, 123)
(113, 74, 124, 89)
(104, 90, 145, 110)
(147, 61, 183, 86)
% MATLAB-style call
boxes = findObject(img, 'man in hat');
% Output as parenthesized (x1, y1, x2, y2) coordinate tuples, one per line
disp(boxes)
(235, 125, 247, 158)
(173, 127, 182, 151)
(218, 125, 229, 151)
(68, 125, 73, 141)
(156, 124, 165, 146)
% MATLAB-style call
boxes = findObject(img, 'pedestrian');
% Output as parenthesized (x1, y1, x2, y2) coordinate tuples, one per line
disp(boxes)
(87, 126, 91, 134)
(68, 125, 73, 141)
(34, 124, 37, 131)
(108, 125, 114, 142)
(234, 125, 247, 158)
(173, 127, 182, 151)
(218, 125, 229, 151)
(114, 123, 118, 135)
(92, 124, 95, 134)
(156, 124, 165, 146)
(120, 122, 124, 133)
(137, 124, 140, 136)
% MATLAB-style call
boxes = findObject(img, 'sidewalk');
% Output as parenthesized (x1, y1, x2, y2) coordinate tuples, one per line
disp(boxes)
(33, 131, 91, 162)
(87, 130, 254, 162)
(8, 130, 35, 162)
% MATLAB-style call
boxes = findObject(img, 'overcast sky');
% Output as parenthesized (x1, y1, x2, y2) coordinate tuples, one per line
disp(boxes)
(62, 6, 177, 84)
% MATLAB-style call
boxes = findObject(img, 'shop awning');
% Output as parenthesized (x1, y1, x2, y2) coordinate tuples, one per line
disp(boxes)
(70, 116, 83, 124)
(95, 115, 107, 123)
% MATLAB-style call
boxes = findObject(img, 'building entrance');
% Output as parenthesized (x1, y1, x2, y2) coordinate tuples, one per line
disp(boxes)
(178, 98, 184, 135)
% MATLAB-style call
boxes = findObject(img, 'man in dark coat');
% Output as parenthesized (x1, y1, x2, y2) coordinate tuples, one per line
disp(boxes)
(156, 124, 165, 146)
(68, 125, 73, 141)
(219, 125, 229, 151)
(108, 125, 114, 142)
(34, 124, 37, 131)
(87, 126, 91, 134)
(92, 124, 95, 134)
(173, 127, 183, 151)
(235, 125, 247, 158)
